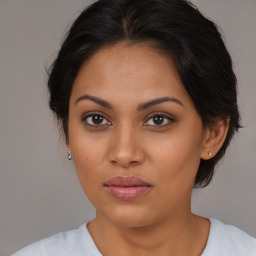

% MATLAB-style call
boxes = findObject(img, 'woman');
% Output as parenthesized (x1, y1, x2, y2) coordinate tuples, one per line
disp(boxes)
(13, 0, 256, 255)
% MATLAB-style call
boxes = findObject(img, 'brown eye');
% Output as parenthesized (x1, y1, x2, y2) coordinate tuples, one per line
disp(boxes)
(82, 113, 110, 126)
(152, 115, 165, 125)
(145, 114, 175, 126)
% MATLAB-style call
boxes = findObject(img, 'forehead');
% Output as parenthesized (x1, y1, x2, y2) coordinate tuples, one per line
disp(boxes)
(71, 42, 192, 106)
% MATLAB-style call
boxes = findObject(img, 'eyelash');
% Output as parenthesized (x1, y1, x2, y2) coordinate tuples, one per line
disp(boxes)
(81, 111, 175, 128)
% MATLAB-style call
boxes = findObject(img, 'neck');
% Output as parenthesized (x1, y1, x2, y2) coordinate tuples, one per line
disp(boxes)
(87, 211, 210, 256)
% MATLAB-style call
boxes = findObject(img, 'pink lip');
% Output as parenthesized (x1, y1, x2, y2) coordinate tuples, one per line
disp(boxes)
(104, 176, 152, 200)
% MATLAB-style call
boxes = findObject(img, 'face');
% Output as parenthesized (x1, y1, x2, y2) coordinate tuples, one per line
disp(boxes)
(68, 42, 207, 228)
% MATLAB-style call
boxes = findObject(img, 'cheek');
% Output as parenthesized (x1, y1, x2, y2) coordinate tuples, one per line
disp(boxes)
(68, 126, 105, 187)
(69, 117, 106, 166)
(71, 139, 104, 178)
(71, 142, 104, 204)
(70, 136, 113, 210)
(150, 127, 202, 187)
(153, 144, 199, 183)
(148, 140, 201, 216)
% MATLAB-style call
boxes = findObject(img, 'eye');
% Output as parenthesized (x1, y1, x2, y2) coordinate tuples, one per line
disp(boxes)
(81, 112, 110, 126)
(144, 113, 175, 127)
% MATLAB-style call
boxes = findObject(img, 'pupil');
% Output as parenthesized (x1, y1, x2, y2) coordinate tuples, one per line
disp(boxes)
(154, 116, 163, 125)
(93, 115, 103, 124)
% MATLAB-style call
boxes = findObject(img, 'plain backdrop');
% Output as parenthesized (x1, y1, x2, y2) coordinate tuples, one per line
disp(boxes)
(0, 0, 255, 255)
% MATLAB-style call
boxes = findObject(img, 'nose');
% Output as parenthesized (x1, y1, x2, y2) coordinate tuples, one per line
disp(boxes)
(108, 125, 145, 169)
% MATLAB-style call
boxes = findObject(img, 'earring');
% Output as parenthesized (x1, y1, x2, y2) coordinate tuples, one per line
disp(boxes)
(208, 152, 212, 157)
(67, 150, 72, 160)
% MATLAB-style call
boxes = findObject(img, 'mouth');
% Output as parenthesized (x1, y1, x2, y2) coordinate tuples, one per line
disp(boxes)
(104, 176, 152, 200)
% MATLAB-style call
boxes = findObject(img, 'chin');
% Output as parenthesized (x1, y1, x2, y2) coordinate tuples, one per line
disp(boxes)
(100, 205, 160, 229)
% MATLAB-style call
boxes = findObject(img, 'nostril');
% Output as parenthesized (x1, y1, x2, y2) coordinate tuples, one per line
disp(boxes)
(110, 159, 138, 166)
(108, 145, 145, 167)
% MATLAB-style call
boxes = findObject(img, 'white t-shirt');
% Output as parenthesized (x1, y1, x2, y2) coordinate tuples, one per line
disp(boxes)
(12, 218, 256, 256)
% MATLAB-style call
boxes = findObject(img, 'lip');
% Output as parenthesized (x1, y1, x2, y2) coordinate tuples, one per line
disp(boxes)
(104, 176, 152, 200)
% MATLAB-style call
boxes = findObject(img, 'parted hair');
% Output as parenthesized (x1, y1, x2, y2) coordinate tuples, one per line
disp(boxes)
(47, 0, 241, 188)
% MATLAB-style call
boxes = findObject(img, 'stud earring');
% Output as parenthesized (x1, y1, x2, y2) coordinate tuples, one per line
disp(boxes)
(67, 150, 72, 160)
(208, 152, 212, 157)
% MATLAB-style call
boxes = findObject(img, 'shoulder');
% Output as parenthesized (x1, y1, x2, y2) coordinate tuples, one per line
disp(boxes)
(12, 223, 100, 256)
(202, 218, 256, 256)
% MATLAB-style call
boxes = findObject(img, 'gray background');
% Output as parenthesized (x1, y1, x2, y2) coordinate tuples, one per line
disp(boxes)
(0, 0, 255, 255)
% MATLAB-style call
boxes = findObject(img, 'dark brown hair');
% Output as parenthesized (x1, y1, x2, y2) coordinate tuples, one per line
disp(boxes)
(47, 0, 241, 188)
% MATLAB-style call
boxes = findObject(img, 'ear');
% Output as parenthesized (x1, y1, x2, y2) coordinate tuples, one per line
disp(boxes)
(66, 142, 70, 154)
(65, 137, 70, 149)
(200, 118, 230, 160)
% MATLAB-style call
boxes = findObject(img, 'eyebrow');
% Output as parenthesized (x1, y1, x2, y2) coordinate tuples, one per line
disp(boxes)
(75, 94, 184, 111)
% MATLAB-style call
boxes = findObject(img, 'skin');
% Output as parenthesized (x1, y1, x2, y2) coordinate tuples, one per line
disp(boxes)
(68, 41, 229, 256)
